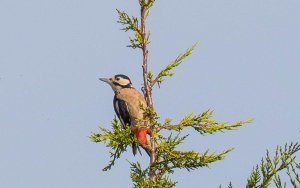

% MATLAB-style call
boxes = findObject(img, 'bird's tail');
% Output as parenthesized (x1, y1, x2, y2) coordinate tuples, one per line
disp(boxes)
(132, 143, 150, 156)
(132, 142, 139, 156)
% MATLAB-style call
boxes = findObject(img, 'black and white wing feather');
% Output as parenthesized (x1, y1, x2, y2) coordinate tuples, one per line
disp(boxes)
(113, 96, 131, 128)
(113, 95, 141, 156)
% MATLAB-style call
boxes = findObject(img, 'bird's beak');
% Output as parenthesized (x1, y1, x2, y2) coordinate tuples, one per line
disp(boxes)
(99, 78, 110, 84)
(99, 78, 110, 83)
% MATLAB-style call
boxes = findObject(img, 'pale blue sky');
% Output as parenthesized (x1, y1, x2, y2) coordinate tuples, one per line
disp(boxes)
(0, 1, 299, 187)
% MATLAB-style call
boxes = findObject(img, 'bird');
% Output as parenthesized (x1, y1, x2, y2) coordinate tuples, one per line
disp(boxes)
(99, 74, 150, 156)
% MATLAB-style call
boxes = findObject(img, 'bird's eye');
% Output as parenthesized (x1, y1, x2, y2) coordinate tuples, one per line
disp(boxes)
(116, 77, 120, 81)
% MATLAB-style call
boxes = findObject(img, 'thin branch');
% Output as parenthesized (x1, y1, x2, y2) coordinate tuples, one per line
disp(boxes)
(139, 0, 157, 184)
(150, 43, 198, 88)
(150, 75, 160, 88)
(157, 123, 209, 132)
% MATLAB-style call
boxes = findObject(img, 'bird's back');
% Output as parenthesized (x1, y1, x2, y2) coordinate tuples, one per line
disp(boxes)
(116, 88, 146, 126)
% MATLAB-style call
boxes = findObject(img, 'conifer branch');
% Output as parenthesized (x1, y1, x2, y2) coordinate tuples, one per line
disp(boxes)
(245, 142, 300, 188)
(221, 142, 300, 188)
(89, 117, 137, 171)
(139, 0, 156, 10)
(129, 161, 150, 187)
(151, 43, 198, 87)
(117, 9, 140, 32)
(156, 147, 234, 172)
(155, 133, 234, 180)
(138, 1, 159, 184)
(157, 110, 253, 134)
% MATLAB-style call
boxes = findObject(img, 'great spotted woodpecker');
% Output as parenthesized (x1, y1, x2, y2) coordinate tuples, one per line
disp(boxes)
(99, 74, 150, 156)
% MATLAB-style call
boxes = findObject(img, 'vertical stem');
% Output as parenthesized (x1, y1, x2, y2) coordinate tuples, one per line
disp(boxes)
(140, 4, 152, 107)
(139, 0, 157, 186)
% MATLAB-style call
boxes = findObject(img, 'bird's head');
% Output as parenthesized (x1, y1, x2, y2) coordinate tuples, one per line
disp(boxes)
(99, 74, 133, 92)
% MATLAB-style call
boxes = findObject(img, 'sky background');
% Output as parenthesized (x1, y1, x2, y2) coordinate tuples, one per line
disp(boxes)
(0, 0, 299, 187)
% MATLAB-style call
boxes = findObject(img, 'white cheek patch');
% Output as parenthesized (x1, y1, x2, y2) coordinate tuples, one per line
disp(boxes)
(118, 78, 130, 86)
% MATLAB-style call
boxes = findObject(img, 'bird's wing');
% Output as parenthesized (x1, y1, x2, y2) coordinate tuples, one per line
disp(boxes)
(113, 96, 139, 155)
(113, 96, 131, 128)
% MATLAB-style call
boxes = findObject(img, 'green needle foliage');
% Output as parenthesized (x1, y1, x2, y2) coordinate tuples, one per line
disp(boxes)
(247, 142, 300, 188)
(89, 117, 137, 171)
(117, 9, 139, 32)
(221, 142, 300, 188)
(90, 1, 254, 187)
(156, 133, 234, 172)
(158, 110, 253, 134)
(150, 43, 198, 87)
